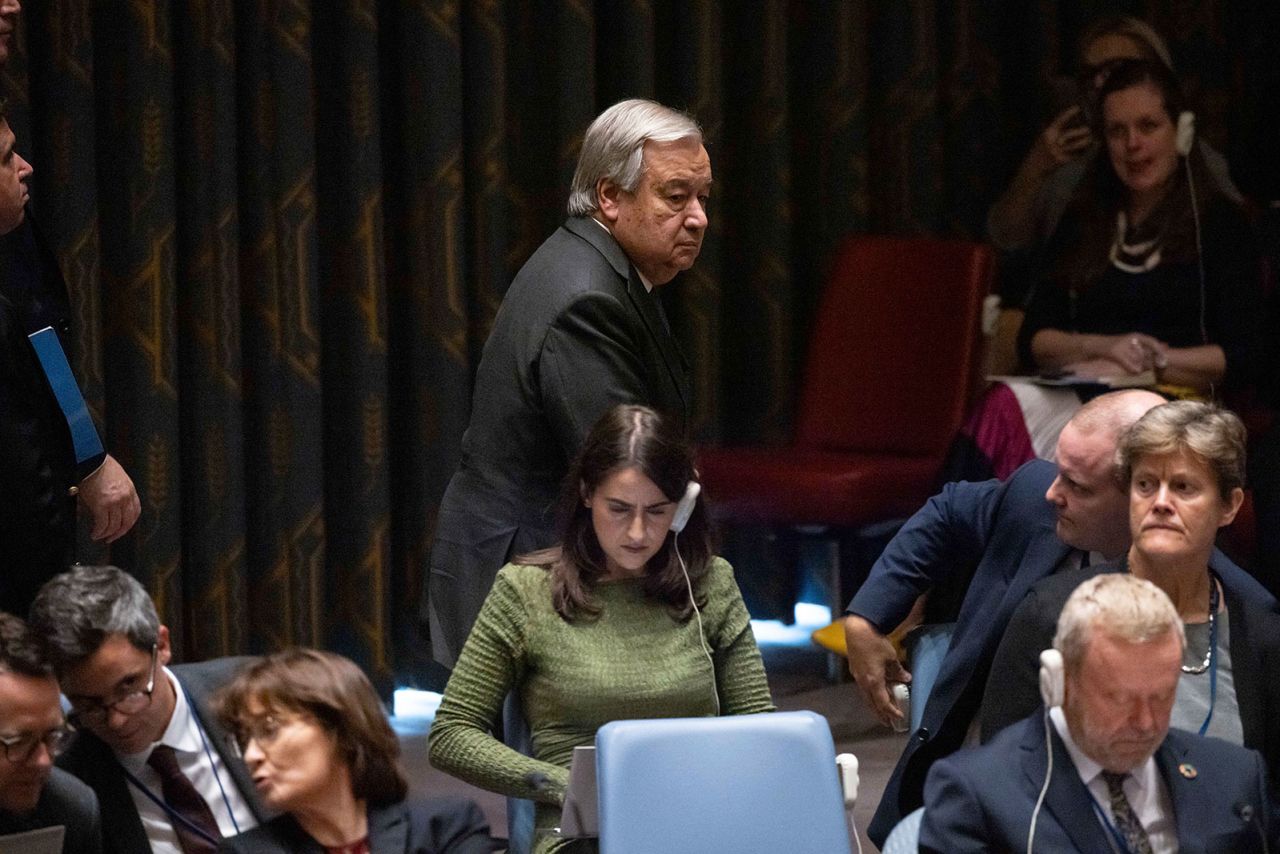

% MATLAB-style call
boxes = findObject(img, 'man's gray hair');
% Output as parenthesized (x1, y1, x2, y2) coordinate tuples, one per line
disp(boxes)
(566, 98, 702, 217)
(28, 565, 161, 673)
(1053, 573, 1184, 671)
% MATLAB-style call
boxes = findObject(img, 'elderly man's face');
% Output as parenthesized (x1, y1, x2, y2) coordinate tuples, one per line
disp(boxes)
(1046, 423, 1130, 557)
(0, 670, 62, 814)
(0, 121, 32, 235)
(1063, 627, 1180, 773)
(601, 137, 711, 286)
(0, 0, 19, 67)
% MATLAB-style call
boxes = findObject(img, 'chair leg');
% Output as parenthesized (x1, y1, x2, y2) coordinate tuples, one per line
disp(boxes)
(824, 537, 847, 683)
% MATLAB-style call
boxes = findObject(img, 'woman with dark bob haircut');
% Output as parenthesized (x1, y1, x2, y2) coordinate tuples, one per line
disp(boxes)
(215, 649, 493, 853)
(429, 404, 774, 853)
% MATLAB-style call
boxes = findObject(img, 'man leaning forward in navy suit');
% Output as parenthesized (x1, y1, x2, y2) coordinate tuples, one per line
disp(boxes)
(921, 573, 1276, 852)
(848, 389, 1177, 843)
(29, 566, 269, 854)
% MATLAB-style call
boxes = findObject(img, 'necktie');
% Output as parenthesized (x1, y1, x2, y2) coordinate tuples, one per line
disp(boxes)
(1102, 771, 1153, 854)
(147, 744, 222, 853)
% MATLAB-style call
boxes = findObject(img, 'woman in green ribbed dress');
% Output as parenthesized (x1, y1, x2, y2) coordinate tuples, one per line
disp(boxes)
(427, 404, 775, 853)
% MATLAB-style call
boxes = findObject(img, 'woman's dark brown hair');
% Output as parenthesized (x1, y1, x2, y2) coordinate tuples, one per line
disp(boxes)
(214, 649, 407, 807)
(521, 404, 713, 622)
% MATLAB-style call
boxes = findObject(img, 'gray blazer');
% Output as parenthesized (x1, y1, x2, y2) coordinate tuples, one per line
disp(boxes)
(57, 657, 270, 854)
(423, 216, 691, 666)
(0, 768, 103, 853)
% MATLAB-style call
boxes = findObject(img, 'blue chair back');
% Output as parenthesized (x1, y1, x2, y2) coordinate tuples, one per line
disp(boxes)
(595, 711, 852, 854)
(881, 806, 924, 854)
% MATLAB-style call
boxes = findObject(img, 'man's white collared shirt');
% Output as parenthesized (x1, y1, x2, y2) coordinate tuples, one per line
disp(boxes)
(1050, 706, 1177, 853)
(117, 667, 257, 852)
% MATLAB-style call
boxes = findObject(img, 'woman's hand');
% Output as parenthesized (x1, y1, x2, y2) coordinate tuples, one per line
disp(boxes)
(1030, 107, 1096, 174)
(1101, 333, 1167, 374)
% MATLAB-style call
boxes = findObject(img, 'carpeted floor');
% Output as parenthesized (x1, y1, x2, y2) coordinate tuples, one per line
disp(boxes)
(396, 625, 907, 853)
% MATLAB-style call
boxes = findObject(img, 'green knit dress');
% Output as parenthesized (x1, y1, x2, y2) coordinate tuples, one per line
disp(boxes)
(427, 557, 775, 853)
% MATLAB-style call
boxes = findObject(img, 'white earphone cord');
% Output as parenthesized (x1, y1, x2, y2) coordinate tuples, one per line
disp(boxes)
(1026, 705, 1054, 854)
(674, 530, 719, 717)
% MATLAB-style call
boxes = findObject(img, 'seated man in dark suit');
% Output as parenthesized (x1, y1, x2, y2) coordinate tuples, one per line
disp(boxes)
(846, 389, 1171, 843)
(921, 573, 1276, 852)
(29, 566, 269, 854)
(0, 612, 101, 853)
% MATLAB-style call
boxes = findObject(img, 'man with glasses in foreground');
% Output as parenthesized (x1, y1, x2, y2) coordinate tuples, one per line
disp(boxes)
(0, 611, 100, 852)
(29, 566, 267, 854)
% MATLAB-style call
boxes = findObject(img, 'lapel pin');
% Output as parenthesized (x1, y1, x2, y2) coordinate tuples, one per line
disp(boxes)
(1178, 763, 1197, 779)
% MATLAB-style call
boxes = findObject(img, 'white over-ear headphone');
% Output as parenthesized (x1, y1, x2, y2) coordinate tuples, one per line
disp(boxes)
(670, 481, 700, 532)
(1175, 110, 1195, 157)
(1039, 649, 1064, 708)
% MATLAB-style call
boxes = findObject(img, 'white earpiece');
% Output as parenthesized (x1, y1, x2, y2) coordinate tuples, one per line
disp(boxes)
(1176, 111, 1195, 157)
(670, 481, 700, 532)
(1039, 649, 1064, 708)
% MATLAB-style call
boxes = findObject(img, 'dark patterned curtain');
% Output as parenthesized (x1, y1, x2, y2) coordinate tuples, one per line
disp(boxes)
(2, 1, 1273, 688)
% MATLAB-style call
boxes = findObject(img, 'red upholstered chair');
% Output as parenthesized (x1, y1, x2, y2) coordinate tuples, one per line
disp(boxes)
(698, 235, 995, 619)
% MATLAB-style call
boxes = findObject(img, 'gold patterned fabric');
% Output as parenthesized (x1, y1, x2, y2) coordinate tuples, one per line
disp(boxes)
(1, 2, 1262, 687)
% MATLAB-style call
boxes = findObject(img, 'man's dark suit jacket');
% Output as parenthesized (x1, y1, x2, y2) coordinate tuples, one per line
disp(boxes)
(0, 215, 104, 614)
(0, 768, 103, 853)
(982, 559, 1280, 795)
(853, 459, 1276, 844)
(853, 460, 1072, 843)
(57, 658, 270, 854)
(216, 796, 495, 853)
(424, 215, 691, 666)
(920, 711, 1276, 853)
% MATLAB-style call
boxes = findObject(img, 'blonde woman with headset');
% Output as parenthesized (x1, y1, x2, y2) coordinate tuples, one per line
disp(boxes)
(428, 404, 774, 854)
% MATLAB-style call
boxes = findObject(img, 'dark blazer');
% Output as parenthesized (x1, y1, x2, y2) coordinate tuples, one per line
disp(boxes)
(0, 214, 104, 614)
(855, 460, 1074, 844)
(58, 657, 270, 854)
(216, 797, 495, 854)
(0, 768, 103, 853)
(920, 711, 1276, 853)
(423, 216, 691, 667)
(980, 559, 1280, 795)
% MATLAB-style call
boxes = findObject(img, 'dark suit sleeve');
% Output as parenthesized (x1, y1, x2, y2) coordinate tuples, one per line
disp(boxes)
(79, 791, 105, 854)
(918, 757, 997, 853)
(540, 290, 649, 459)
(847, 477, 1010, 632)
(979, 584, 1057, 741)
(407, 797, 495, 853)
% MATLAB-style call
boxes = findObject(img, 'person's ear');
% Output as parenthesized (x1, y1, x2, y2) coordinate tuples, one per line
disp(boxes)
(596, 178, 622, 224)
(1219, 487, 1245, 528)
(156, 625, 173, 667)
(581, 479, 592, 508)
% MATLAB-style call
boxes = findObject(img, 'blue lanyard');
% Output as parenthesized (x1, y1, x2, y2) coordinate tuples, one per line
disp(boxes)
(1087, 794, 1135, 854)
(1195, 573, 1220, 737)
(120, 680, 243, 846)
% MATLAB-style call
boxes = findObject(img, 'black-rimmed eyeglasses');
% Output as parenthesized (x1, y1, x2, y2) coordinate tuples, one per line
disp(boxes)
(0, 725, 74, 763)
(67, 644, 158, 725)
